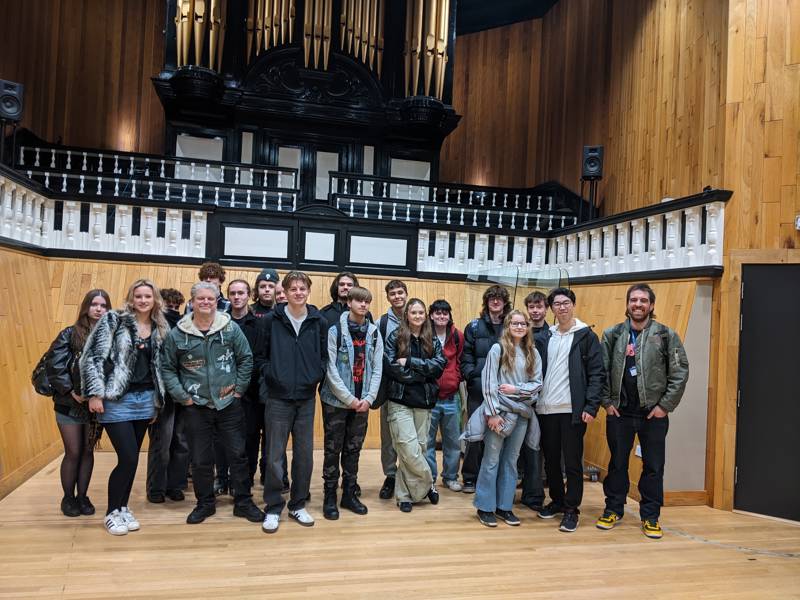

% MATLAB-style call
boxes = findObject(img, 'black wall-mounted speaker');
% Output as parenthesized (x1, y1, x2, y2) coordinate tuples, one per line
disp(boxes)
(581, 145, 604, 180)
(0, 80, 24, 123)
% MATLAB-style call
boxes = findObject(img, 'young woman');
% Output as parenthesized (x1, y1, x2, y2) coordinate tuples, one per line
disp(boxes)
(471, 310, 542, 527)
(384, 298, 446, 512)
(46, 289, 111, 517)
(80, 279, 168, 535)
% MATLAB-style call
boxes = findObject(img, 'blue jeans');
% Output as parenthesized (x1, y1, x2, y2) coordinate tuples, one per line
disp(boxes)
(474, 416, 528, 513)
(425, 396, 461, 482)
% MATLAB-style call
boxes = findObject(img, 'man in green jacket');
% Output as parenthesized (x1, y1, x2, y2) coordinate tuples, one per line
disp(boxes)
(161, 281, 264, 526)
(596, 283, 689, 539)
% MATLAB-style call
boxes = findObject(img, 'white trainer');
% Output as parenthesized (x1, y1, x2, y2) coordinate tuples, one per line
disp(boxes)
(120, 506, 140, 531)
(104, 510, 129, 536)
(444, 479, 463, 492)
(262, 513, 280, 534)
(288, 508, 315, 527)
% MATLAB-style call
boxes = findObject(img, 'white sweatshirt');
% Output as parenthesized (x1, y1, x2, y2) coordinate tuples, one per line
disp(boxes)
(536, 318, 589, 415)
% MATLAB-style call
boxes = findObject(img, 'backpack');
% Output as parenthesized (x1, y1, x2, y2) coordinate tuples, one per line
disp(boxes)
(334, 320, 384, 409)
(372, 313, 392, 410)
(31, 350, 54, 396)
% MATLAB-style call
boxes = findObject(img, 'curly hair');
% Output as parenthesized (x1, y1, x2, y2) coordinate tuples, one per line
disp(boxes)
(198, 262, 226, 283)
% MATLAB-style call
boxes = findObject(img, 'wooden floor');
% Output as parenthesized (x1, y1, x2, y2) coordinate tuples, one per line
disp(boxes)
(0, 451, 798, 600)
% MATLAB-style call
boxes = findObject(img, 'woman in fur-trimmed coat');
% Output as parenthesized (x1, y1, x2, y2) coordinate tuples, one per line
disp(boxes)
(80, 278, 168, 536)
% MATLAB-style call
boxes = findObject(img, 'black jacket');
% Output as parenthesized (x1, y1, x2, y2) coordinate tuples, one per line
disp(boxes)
(383, 329, 446, 409)
(45, 326, 83, 416)
(164, 308, 182, 329)
(250, 301, 274, 318)
(232, 310, 261, 401)
(460, 315, 504, 396)
(254, 303, 327, 401)
(534, 326, 605, 424)
(320, 301, 373, 328)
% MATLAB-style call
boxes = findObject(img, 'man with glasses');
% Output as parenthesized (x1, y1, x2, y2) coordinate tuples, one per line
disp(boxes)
(534, 288, 604, 532)
(460, 285, 512, 493)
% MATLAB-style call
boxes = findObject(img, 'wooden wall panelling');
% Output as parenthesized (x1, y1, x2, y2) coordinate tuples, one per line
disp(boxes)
(0, 0, 165, 154)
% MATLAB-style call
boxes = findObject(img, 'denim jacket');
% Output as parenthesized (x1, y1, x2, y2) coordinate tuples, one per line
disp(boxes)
(320, 311, 384, 408)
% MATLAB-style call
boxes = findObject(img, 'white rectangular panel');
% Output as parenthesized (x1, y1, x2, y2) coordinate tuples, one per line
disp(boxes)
(305, 231, 336, 262)
(224, 227, 288, 258)
(175, 134, 224, 181)
(350, 236, 407, 266)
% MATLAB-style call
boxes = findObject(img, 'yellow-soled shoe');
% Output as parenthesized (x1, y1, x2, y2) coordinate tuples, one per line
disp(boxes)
(641, 519, 663, 539)
(595, 511, 622, 530)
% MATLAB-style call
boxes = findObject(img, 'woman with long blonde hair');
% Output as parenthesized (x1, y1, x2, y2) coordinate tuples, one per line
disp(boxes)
(471, 310, 542, 527)
(80, 279, 168, 535)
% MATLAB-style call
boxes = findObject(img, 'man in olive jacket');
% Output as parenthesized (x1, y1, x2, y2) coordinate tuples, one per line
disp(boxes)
(596, 283, 689, 539)
(161, 281, 264, 526)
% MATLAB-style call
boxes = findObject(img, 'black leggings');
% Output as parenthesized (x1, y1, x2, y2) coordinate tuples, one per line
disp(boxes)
(104, 420, 149, 515)
(57, 422, 94, 499)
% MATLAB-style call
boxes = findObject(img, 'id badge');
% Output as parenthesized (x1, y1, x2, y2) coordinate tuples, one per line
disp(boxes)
(629, 365, 638, 377)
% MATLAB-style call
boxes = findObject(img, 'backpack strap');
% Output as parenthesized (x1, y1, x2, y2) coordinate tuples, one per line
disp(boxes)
(379, 313, 389, 340)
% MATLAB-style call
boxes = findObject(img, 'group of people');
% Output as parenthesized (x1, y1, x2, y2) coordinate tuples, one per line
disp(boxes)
(45, 261, 689, 540)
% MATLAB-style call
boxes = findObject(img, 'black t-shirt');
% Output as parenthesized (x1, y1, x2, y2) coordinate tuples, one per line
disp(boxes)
(620, 329, 642, 413)
(128, 335, 154, 392)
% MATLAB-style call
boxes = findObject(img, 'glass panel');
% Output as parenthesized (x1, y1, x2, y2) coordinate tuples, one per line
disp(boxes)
(390, 158, 430, 201)
(316, 150, 339, 201)
(175, 134, 223, 181)
(278, 146, 301, 189)
(465, 265, 569, 310)
(240, 132, 254, 184)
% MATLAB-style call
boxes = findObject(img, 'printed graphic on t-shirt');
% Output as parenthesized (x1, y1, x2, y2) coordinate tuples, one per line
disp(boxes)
(352, 337, 366, 387)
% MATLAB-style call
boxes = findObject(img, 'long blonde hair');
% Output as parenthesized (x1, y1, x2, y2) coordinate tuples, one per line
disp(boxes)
(499, 310, 536, 379)
(124, 278, 169, 338)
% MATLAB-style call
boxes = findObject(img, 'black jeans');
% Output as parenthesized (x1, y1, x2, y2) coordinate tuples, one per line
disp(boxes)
(263, 396, 315, 515)
(184, 400, 253, 509)
(539, 413, 587, 513)
(321, 403, 369, 490)
(519, 446, 545, 506)
(146, 401, 189, 495)
(604, 410, 669, 520)
(460, 387, 484, 485)
(242, 399, 266, 483)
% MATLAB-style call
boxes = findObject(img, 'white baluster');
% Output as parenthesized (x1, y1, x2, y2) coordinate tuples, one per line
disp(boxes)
(392, 202, 397, 221)
(419, 204, 424, 222)
(199, 185, 204, 203)
(457, 190, 462, 204)
(235, 166, 240, 185)
(547, 215, 553, 231)
(114, 205, 129, 252)
(547, 196, 553, 211)
(561, 215, 566, 228)
(417, 230, 428, 271)
(230, 188, 235, 207)
(526, 195, 531, 210)
(503, 193, 508, 208)
(220, 165, 225, 183)
(205, 164, 211, 181)
(510, 212, 516, 229)
(66, 150, 72, 170)
(191, 211, 207, 257)
(405, 204, 410, 221)
(32, 196, 44, 245)
(535, 215, 540, 231)
(261, 190, 266, 209)
(44, 172, 50, 188)
(446, 206, 452, 225)
(480, 193, 485, 206)
(96, 176, 102, 195)
(576, 232, 587, 276)
(616, 223, 628, 273)
(705, 202, 724, 265)
(498, 211, 503, 228)
(165, 182, 171, 201)
(19, 146, 25, 166)
(90, 203, 103, 249)
(166, 209, 180, 255)
(602, 226, 613, 274)
(363, 199, 369, 218)
(631, 218, 644, 268)
(492, 193, 496, 207)
(684, 206, 700, 266)
(278, 192, 283, 211)
(142, 207, 154, 252)
(246, 189, 252, 209)
(79, 175, 85, 194)
(378, 201, 383, 219)
(190, 162, 196, 179)
(214, 187, 219, 206)
(485, 211, 490, 227)
(21, 191, 35, 242)
(144, 157, 150, 176)
(182, 184, 188, 202)
(128, 157, 134, 175)
(113, 178, 119, 197)
(63, 201, 78, 249)
(589, 229, 601, 275)
(458, 208, 463, 226)
(148, 180, 154, 200)
(647, 216, 661, 268)
(61, 173, 67, 192)
(98, 153, 104, 172)
(113, 155, 120, 174)
(523, 214, 528, 230)
(160, 159, 165, 178)
(50, 150, 56, 169)
(433, 205, 438, 223)
(131, 180, 137, 198)
(35, 148, 41, 167)
(472, 209, 477, 227)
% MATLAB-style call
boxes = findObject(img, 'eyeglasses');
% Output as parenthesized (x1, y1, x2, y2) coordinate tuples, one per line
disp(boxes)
(551, 300, 573, 309)
(509, 322, 528, 328)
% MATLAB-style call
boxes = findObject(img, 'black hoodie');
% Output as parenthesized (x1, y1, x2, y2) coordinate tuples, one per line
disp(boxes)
(254, 303, 328, 401)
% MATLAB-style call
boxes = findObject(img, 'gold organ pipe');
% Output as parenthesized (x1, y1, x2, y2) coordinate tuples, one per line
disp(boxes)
(193, 0, 207, 66)
(322, 0, 332, 69)
(423, 0, 437, 96)
(245, 0, 255, 61)
(303, 0, 313, 66)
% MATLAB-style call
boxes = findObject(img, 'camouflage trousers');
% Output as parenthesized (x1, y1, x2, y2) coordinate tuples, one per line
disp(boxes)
(321, 402, 369, 490)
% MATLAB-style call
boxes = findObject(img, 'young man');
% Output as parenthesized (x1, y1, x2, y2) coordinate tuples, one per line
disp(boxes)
(460, 285, 511, 493)
(518, 290, 550, 510)
(426, 299, 464, 492)
(250, 267, 280, 317)
(376, 279, 408, 500)
(320, 272, 373, 327)
(161, 282, 264, 526)
(319, 286, 384, 520)
(255, 271, 327, 533)
(146, 288, 189, 504)
(596, 283, 689, 539)
(228, 279, 264, 487)
(525, 291, 550, 334)
(185, 262, 232, 314)
(274, 283, 287, 304)
(535, 287, 604, 533)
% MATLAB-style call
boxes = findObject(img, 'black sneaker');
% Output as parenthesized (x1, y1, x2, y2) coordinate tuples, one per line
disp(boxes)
(60, 496, 80, 517)
(559, 511, 579, 532)
(427, 486, 440, 505)
(477, 510, 497, 527)
(233, 502, 265, 523)
(147, 492, 166, 504)
(379, 476, 396, 500)
(521, 501, 543, 513)
(461, 481, 476, 494)
(213, 479, 228, 496)
(76, 496, 95, 515)
(495, 509, 521, 526)
(166, 489, 185, 502)
(537, 501, 563, 519)
(397, 501, 412, 513)
(186, 504, 216, 524)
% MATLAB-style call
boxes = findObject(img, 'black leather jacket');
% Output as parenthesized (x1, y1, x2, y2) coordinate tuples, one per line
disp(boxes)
(45, 326, 83, 415)
(383, 329, 446, 409)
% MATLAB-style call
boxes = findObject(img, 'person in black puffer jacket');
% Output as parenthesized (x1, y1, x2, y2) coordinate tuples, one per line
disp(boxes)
(45, 288, 112, 518)
(384, 298, 446, 513)
(459, 285, 512, 492)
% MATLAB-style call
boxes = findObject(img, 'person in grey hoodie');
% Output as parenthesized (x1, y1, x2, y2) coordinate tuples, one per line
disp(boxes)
(534, 287, 604, 533)
(472, 310, 542, 528)
(319, 286, 384, 520)
(161, 281, 264, 527)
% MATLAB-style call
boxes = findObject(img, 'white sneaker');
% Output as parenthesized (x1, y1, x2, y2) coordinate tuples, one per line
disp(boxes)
(444, 479, 463, 492)
(104, 510, 128, 536)
(120, 507, 140, 531)
(262, 513, 280, 534)
(288, 508, 315, 527)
